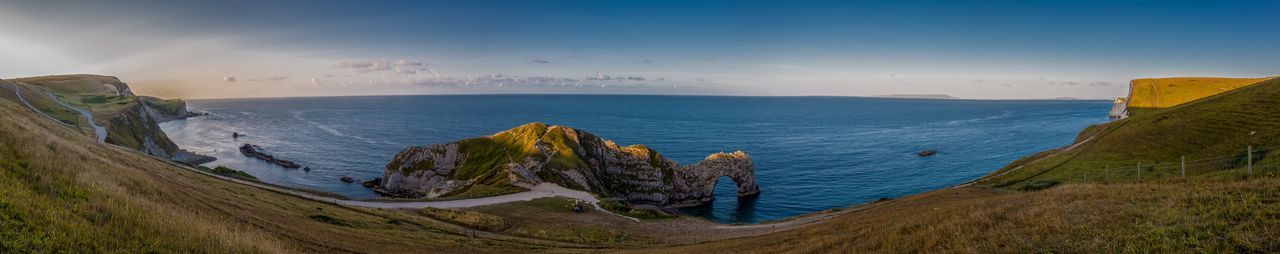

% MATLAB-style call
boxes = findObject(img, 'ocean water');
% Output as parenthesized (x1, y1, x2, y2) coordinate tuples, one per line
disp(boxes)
(159, 95, 1110, 223)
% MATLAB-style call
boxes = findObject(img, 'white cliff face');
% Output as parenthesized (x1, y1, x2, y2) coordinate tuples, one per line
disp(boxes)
(376, 143, 466, 198)
(373, 123, 760, 207)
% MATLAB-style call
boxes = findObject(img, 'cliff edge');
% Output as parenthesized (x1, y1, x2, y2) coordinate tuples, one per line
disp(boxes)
(0, 74, 203, 162)
(370, 123, 760, 207)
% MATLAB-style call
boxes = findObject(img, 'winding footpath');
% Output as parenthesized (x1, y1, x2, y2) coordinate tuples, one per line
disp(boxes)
(11, 85, 70, 126)
(43, 90, 107, 143)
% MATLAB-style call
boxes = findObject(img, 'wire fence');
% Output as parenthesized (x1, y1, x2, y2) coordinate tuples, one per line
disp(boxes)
(1056, 146, 1280, 184)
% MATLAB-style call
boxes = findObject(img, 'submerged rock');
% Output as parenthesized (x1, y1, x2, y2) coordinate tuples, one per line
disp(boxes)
(340, 176, 355, 183)
(370, 122, 760, 207)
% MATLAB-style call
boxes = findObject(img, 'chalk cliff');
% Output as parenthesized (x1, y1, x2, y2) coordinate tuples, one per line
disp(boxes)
(370, 123, 760, 207)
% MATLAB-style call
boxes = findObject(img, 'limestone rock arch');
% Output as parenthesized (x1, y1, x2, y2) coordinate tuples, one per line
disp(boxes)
(666, 151, 761, 207)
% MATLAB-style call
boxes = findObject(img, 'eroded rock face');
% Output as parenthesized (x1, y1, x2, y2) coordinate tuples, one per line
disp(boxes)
(373, 123, 761, 206)
(371, 143, 468, 198)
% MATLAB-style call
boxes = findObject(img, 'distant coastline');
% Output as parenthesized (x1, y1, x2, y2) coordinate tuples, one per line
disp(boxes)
(877, 94, 959, 100)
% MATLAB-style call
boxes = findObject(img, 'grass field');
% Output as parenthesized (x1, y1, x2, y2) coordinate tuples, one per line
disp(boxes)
(1126, 77, 1270, 112)
(980, 77, 1280, 189)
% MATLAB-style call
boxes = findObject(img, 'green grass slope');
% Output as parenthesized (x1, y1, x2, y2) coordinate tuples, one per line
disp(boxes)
(0, 85, 592, 253)
(979, 76, 1280, 189)
(4, 75, 184, 158)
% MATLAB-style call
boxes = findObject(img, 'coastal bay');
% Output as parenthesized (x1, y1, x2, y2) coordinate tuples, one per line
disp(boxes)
(160, 95, 1109, 223)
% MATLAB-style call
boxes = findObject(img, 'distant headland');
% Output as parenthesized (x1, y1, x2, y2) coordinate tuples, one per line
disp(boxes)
(876, 94, 959, 100)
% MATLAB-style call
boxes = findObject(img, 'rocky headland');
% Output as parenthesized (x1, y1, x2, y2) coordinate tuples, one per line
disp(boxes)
(1, 75, 211, 164)
(368, 122, 760, 207)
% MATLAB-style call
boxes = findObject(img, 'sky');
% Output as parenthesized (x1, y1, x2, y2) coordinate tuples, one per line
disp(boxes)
(1, 0, 1278, 99)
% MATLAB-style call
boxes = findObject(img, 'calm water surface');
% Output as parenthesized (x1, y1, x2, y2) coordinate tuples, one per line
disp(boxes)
(159, 95, 1109, 223)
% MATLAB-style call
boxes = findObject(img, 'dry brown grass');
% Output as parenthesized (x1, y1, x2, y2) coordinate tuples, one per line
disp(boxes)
(648, 175, 1280, 253)
(420, 207, 510, 231)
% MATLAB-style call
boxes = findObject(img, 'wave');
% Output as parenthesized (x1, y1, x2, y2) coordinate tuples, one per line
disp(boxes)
(943, 111, 1013, 126)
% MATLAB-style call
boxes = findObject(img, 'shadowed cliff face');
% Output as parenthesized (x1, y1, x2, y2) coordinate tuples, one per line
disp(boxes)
(1, 75, 192, 160)
(372, 123, 761, 207)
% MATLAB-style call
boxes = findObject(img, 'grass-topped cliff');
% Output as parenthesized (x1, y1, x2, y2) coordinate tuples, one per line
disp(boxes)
(0, 78, 633, 253)
(0, 74, 192, 160)
(1125, 77, 1271, 116)
(979, 76, 1280, 189)
(374, 122, 759, 209)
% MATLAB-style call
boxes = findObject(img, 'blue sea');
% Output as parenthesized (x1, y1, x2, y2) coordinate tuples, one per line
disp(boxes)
(159, 95, 1110, 223)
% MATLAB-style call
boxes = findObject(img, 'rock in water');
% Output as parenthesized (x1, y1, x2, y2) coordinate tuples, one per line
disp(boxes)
(238, 144, 302, 169)
(370, 122, 760, 208)
(361, 178, 382, 188)
(918, 150, 938, 157)
(340, 176, 355, 183)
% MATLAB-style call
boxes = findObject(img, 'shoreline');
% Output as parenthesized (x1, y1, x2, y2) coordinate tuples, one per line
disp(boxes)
(183, 147, 972, 227)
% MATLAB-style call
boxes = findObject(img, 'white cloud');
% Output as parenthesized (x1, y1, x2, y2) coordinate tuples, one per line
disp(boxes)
(248, 76, 289, 82)
(334, 59, 424, 73)
(224, 76, 236, 82)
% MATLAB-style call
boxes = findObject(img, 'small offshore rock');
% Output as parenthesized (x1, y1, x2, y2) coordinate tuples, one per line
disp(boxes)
(340, 176, 355, 183)
(362, 178, 382, 188)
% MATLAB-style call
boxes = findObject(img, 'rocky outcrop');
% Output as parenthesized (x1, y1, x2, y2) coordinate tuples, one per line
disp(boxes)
(239, 144, 302, 169)
(139, 96, 206, 123)
(372, 123, 760, 207)
(104, 100, 182, 159)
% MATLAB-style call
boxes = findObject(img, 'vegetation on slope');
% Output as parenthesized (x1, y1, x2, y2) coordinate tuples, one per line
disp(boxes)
(196, 165, 259, 181)
(650, 176, 1280, 253)
(0, 94, 593, 253)
(137, 96, 187, 117)
(1126, 77, 1270, 115)
(3, 75, 183, 157)
(979, 76, 1280, 189)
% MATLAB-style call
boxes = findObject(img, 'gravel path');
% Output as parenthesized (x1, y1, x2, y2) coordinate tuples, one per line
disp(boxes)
(42, 90, 107, 143)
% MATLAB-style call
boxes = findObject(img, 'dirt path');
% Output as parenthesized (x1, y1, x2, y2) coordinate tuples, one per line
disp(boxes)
(42, 90, 107, 143)
(10, 84, 72, 126)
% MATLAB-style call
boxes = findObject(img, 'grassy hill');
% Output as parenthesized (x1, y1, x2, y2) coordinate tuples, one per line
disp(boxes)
(1126, 77, 1270, 115)
(1, 75, 189, 159)
(978, 76, 1280, 189)
(0, 80, 601, 253)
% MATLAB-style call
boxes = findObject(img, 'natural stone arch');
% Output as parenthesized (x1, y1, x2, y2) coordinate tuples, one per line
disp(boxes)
(666, 151, 761, 207)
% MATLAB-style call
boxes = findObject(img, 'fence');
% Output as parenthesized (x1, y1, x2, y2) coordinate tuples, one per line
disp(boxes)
(1057, 146, 1280, 184)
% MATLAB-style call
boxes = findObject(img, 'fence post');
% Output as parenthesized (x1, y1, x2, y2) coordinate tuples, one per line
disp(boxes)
(1248, 146, 1253, 174)
(1105, 166, 1109, 182)
(1137, 162, 1141, 180)
(1181, 156, 1185, 177)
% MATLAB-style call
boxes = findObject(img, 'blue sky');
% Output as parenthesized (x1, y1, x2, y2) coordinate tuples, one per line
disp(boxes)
(1, 0, 1277, 99)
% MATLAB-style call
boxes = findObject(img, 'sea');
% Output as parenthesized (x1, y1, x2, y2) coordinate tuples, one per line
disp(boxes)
(159, 95, 1110, 223)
